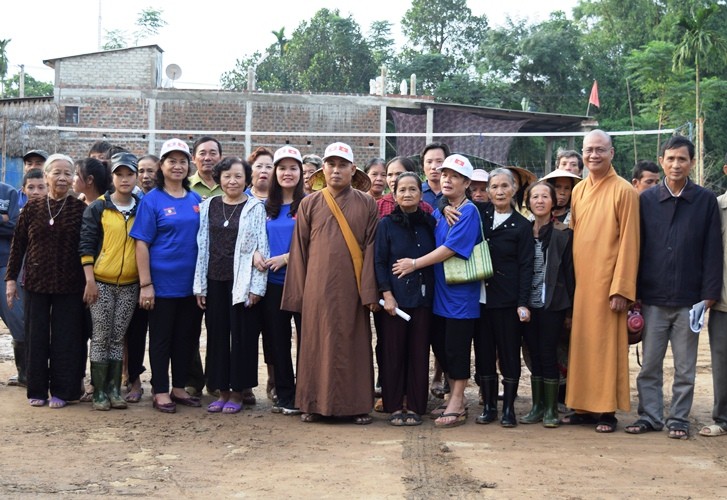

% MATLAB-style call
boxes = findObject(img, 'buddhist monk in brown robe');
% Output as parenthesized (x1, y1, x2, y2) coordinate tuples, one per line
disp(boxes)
(281, 142, 379, 424)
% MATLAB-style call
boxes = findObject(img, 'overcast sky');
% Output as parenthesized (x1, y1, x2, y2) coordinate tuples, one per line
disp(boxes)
(4, 0, 579, 89)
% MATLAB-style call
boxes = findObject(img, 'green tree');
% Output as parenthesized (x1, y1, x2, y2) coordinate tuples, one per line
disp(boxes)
(3, 72, 53, 98)
(133, 7, 167, 45)
(271, 27, 288, 58)
(673, 4, 727, 184)
(102, 29, 127, 50)
(0, 38, 11, 97)
(220, 52, 262, 90)
(367, 21, 395, 68)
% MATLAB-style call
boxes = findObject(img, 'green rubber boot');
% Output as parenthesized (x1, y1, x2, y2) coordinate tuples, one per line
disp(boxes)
(520, 376, 544, 424)
(106, 360, 128, 409)
(543, 379, 560, 428)
(91, 362, 111, 411)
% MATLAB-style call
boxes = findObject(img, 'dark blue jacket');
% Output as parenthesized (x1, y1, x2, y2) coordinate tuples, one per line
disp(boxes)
(374, 207, 436, 309)
(638, 179, 723, 307)
(0, 183, 19, 268)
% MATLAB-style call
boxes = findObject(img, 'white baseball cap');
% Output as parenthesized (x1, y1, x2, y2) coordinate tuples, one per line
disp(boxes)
(322, 142, 354, 163)
(159, 138, 191, 161)
(471, 169, 489, 183)
(273, 146, 303, 166)
(437, 154, 473, 179)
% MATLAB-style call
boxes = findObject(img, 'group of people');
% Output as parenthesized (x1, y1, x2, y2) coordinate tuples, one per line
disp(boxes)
(3, 130, 726, 440)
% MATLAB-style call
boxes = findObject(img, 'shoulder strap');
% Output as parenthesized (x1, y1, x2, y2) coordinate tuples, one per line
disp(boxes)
(321, 188, 363, 293)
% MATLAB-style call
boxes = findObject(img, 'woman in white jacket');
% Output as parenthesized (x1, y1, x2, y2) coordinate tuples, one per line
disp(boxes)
(193, 156, 269, 414)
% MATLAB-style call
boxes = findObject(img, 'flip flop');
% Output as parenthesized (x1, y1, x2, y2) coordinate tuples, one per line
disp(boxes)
(49, 396, 67, 409)
(389, 412, 406, 426)
(435, 410, 467, 428)
(207, 400, 226, 413)
(28, 398, 47, 407)
(222, 401, 243, 414)
(699, 424, 727, 437)
(430, 403, 448, 419)
(667, 421, 689, 440)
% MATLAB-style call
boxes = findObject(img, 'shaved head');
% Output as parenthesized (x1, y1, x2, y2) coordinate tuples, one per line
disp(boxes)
(584, 129, 612, 148)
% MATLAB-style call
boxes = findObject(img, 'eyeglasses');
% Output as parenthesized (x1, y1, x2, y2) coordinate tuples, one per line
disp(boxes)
(582, 147, 611, 155)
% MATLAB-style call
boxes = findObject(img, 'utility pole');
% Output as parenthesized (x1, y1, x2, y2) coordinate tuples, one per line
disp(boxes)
(19, 64, 25, 98)
(98, 0, 102, 50)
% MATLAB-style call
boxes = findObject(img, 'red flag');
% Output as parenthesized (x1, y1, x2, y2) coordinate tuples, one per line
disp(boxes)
(589, 80, 600, 108)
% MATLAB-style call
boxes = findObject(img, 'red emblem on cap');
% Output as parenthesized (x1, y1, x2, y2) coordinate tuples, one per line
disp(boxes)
(455, 158, 464, 166)
(340, 146, 349, 153)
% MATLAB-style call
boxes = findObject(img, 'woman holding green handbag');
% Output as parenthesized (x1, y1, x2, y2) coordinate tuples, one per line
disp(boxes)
(393, 154, 482, 428)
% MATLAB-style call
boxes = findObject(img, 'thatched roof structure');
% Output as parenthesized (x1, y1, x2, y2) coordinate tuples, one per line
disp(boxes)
(0, 97, 59, 157)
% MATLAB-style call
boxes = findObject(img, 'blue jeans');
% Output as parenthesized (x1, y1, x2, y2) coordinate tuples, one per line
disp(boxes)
(0, 266, 25, 342)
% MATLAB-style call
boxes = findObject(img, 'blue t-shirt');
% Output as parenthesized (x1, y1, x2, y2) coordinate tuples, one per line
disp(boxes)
(266, 203, 295, 286)
(130, 188, 201, 298)
(432, 203, 482, 319)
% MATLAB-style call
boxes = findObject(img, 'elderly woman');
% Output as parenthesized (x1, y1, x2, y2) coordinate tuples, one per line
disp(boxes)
(393, 154, 482, 428)
(519, 181, 574, 428)
(194, 156, 268, 414)
(475, 168, 534, 427)
(541, 169, 581, 225)
(130, 139, 202, 413)
(301, 154, 322, 195)
(79, 152, 140, 411)
(365, 158, 386, 201)
(6, 154, 87, 408)
(376, 172, 436, 426)
(259, 147, 305, 415)
(377, 156, 433, 218)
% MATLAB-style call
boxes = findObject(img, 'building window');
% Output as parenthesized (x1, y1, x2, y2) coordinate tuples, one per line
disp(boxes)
(64, 106, 79, 124)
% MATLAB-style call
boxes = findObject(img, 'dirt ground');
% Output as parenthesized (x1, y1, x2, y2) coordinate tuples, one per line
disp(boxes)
(1, 318, 726, 499)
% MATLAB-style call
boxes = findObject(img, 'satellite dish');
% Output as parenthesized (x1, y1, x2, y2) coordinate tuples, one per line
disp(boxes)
(165, 64, 182, 87)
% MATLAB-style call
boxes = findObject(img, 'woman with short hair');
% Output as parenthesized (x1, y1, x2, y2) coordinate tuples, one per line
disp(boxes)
(194, 156, 269, 414)
(6, 154, 87, 408)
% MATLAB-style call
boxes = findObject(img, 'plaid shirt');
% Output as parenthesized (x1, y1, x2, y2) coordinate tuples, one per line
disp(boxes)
(376, 193, 434, 219)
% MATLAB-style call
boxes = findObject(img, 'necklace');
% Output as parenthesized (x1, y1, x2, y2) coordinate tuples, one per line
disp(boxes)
(47, 195, 69, 226)
(222, 198, 244, 227)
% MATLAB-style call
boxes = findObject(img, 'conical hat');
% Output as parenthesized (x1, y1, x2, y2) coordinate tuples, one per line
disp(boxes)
(309, 167, 372, 193)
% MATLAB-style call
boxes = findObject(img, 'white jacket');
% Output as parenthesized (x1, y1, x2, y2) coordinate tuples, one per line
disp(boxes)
(193, 195, 269, 306)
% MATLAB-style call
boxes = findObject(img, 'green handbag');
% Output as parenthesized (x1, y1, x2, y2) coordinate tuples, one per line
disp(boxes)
(443, 206, 493, 284)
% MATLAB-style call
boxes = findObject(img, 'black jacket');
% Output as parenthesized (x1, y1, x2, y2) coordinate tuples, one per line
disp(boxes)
(539, 220, 575, 311)
(477, 203, 534, 309)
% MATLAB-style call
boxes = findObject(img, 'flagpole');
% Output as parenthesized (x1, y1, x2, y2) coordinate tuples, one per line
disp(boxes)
(586, 103, 591, 117)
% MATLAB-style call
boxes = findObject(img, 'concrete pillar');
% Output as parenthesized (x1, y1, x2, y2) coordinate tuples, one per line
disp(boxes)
(245, 100, 252, 157)
(426, 107, 434, 144)
(544, 138, 553, 174)
(379, 105, 387, 158)
(147, 98, 156, 154)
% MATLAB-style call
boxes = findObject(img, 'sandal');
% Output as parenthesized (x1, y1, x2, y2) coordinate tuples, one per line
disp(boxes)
(429, 403, 448, 419)
(560, 412, 598, 426)
(125, 387, 143, 403)
(595, 414, 618, 433)
(353, 414, 373, 425)
(79, 390, 94, 403)
(435, 410, 467, 428)
(28, 398, 47, 407)
(301, 412, 321, 423)
(430, 381, 445, 399)
(624, 419, 657, 434)
(699, 423, 727, 437)
(242, 389, 256, 406)
(667, 421, 689, 440)
(49, 396, 67, 409)
(403, 412, 422, 426)
(374, 398, 385, 413)
(389, 411, 406, 426)
(222, 401, 243, 414)
(207, 400, 226, 413)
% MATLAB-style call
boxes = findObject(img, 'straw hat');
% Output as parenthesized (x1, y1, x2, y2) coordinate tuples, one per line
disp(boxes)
(505, 166, 537, 188)
(309, 167, 372, 193)
(540, 169, 582, 185)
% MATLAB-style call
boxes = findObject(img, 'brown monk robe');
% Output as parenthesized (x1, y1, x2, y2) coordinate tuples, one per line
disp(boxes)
(282, 183, 379, 417)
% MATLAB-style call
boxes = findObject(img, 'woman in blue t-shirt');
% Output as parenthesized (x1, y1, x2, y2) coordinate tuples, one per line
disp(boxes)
(393, 154, 482, 428)
(258, 146, 306, 415)
(130, 139, 202, 414)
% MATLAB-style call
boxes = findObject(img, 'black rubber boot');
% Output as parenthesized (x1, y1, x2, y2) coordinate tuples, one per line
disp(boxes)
(543, 379, 560, 428)
(476, 375, 498, 424)
(520, 376, 544, 424)
(107, 360, 128, 409)
(501, 377, 519, 428)
(91, 362, 111, 411)
(9, 340, 27, 387)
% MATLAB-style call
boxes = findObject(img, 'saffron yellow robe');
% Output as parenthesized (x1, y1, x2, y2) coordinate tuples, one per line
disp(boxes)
(566, 167, 640, 413)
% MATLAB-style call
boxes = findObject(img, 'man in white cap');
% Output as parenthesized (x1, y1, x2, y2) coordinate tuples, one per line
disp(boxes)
(282, 142, 379, 424)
